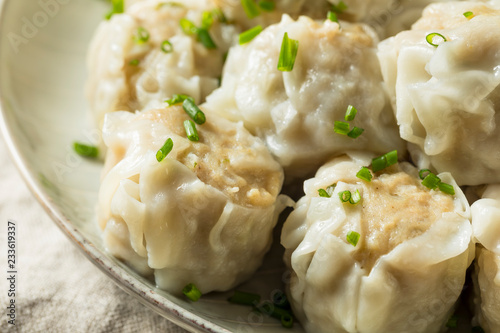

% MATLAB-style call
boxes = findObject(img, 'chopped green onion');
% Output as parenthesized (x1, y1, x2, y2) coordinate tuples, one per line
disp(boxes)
(258, 0, 275, 11)
(228, 290, 261, 306)
(472, 326, 485, 333)
(318, 189, 330, 198)
(334, 121, 350, 135)
(422, 173, 441, 190)
(241, 0, 260, 19)
(161, 40, 173, 53)
(426, 32, 447, 47)
(73, 142, 99, 158)
(201, 11, 214, 29)
(257, 301, 293, 320)
(211, 8, 227, 23)
(419, 169, 431, 180)
(180, 18, 198, 35)
(239, 25, 263, 45)
(105, 0, 124, 20)
(197, 28, 217, 49)
(182, 283, 202, 302)
(156, 138, 174, 162)
(182, 98, 206, 124)
(356, 167, 372, 182)
(326, 184, 337, 196)
(134, 27, 150, 44)
(347, 127, 364, 139)
(349, 189, 361, 204)
(438, 182, 455, 195)
(156, 1, 184, 9)
(371, 150, 398, 172)
(271, 290, 290, 309)
(327, 11, 339, 23)
(339, 190, 351, 203)
(165, 94, 190, 106)
(463, 11, 474, 19)
(446, 314, 458, 328)
(281, 314, 294, 328)
(346, 231, 360, 246)
(184, 120, 199, 141)
(331, 1, 348, 14)
(277, 32, 299, 72)
(344, 105, 357, 121)
(129, 59, 140, 66)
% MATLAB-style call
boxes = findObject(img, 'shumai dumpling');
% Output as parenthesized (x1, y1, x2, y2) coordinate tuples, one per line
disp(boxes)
(86, 0, 237, 129)
(378, 1, 500, 186)
(281, 153, 474, 333)
(98, 105, 290, 294)
(471, 184, 500, 333)
(204, 15, 404, 179)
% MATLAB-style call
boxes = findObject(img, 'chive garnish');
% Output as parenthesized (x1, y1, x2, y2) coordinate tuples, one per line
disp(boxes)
(258, 0, 275, 11)
(228, 291, 261, 306)
(182, 98, 206, 125)
(161, 40, 173, 53)
(197, 28, 217, 49)
(180, 18, 198, 35)
(349, 189, 361, 204)
(277, 32, 299, 72)
(129, 59, 140, 66)
(241, 0, 260, 19)
(339, 190, 351, 203)
(281, 314, 294, 328)
(371, 150, 398, 172)
(446, 314, 458, 328)
(239, 25, 263, 45)
(73, 142, 99, 158)
(426, 32, 447, 47)
(318, 189, 330, 198)
(201, 11, 214, 29)
(184, 120, 199, 141)
(327, 11, 339, 23)
(156, 138, 174, 162)
(463, 11, 474, 19)
(356, 167, 372, 182)
(438, 182, 455, 195)
(331, 0, 348, 14)
(419, 169, 455, 195)
(347, 127, 364, 139)
(422, 173, 440, 190)
(134, 27, 150, 44)
(346, 231, 360, 246)
(271, 290, 291, 309)
(419, 169, 431, 180)
(165, 94, 190, 106)
(105, 0, 124, 20)
(182, 283, 202, 302)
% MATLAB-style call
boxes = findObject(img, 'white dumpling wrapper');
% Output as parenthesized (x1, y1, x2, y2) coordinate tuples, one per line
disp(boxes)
(378, 2, 500, 185)
(281, 154, 474, 333)
(98, 107, 290, 294)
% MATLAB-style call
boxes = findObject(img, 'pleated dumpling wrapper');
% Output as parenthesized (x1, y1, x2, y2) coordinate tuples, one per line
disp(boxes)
(205, 15, 404, 179)
(86, 0, 237, 129)
(378, 1, 500, 186)
(281, 153, 474, 333)
(470, 184, 500, 333)
(98, 105, 291, 294)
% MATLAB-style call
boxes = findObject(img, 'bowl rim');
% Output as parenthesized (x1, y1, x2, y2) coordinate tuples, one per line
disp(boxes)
(0, 1, 231, 332)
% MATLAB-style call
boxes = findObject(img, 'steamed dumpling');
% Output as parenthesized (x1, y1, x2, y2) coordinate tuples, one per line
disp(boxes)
(204, 15, 404, 179)
(86, 0, 237, 128)
(470, 185, 500, 333)
(98, 106, 290, 293)
(378, 1, 500, 186)
(281, 154, 474, 333)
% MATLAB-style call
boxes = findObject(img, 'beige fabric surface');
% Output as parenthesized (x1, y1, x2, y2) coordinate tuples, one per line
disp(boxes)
(0, 135, 190, 333)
